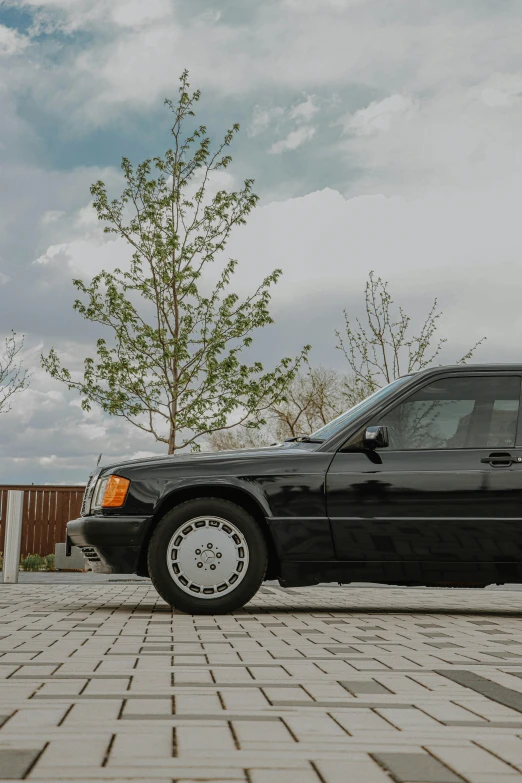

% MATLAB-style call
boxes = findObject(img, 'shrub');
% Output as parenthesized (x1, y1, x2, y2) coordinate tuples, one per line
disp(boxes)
(20, 554, 45, 571)
(1, 552, 57, 571)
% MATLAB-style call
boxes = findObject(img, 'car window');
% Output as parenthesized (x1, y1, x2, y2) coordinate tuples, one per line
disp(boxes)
(372, 376, 521, 450)
(310, 375, 412, 442)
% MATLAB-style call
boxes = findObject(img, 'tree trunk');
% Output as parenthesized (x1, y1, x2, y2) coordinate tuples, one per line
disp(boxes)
(168, 424, 176, 455)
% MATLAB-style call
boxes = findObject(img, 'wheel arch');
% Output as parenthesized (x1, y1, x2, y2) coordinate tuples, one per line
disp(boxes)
(136, 482, 279, 580)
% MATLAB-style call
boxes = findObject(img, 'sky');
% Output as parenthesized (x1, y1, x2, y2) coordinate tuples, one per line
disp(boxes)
(1, 0, 522, 484)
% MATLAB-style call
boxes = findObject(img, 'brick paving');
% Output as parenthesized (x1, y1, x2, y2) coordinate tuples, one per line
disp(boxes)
(2, 584, 522, 781)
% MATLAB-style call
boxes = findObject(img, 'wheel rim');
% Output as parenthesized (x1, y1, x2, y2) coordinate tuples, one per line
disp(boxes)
(166, 516, 250, 599)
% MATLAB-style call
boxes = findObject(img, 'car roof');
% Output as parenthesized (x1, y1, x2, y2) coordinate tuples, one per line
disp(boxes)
(414, 364, 522, 376)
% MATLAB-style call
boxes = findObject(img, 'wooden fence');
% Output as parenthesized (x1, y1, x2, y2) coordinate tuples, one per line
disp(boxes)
(0, 486, 85, 557)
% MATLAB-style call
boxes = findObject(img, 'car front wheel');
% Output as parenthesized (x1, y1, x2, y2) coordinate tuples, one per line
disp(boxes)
(147, 498, 268, 614)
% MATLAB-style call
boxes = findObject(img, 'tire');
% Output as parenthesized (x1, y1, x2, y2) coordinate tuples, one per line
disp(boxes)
(147, 497, 268, 614)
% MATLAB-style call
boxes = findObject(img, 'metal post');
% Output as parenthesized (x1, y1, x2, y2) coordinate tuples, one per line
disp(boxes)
(2, 490, 23, 584)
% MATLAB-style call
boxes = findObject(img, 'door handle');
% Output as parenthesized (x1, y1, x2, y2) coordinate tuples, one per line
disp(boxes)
(481, 453, 522, 467)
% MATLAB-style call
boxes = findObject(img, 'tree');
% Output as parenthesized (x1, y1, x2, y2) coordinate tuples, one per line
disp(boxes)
(208, 365, 346, 449)
(211, 273, 486, 451)
(336, 271, 485, 400)
(42, 71, 309, 453)
(0, 331, 30, 413)
(269, 365, 346, 440)
(208, 425, 270, 451)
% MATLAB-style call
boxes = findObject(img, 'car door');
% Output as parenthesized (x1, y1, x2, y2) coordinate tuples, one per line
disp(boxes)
(326, 373, 522, 566)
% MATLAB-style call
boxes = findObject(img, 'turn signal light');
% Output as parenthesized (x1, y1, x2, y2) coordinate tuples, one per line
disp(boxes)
(101, 475, 130, 508)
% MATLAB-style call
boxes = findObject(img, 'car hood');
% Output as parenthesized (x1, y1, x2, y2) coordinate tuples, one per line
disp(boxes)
(96, 441, 317, 475)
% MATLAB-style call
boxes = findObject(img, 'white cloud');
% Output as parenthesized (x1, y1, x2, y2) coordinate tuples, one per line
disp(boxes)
(0, 24, 29, 55)
(17, 0, 85, 7)
(7, 172, 522, 481)
(12, 0, 173, 33)
(289, 96, 319, 123)
(33, 235, 131, 278)
(42, 179, 522, 356)
(3, 0, 522, 482)
(0, 345, 167, 483)
(40, 210, 66, 225)
(341, 94, 416, 136)
(249, 97, 318, 144)
(220, 185, 520, 298)
(336, 84, 522, 196)
(474, 73, 522, 108)
(282, 0, 368, 9)
(269, 126, 316, 154)
(28, 169, 230, 301)
(31, 166, 235, 281)
(77, 421, 107, 440)
(110, 0, 173, 28)
(4, 0, 521, 131)
(248, 105, 285, 137)
(481, 89, 514, 108)
(34, 242, 68, 265)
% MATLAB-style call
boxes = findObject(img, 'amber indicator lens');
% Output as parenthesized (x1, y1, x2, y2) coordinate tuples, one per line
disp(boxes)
(101, 475, 130, 508)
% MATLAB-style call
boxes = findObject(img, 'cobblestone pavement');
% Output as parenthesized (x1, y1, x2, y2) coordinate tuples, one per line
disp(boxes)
(3, 585, 522, 781)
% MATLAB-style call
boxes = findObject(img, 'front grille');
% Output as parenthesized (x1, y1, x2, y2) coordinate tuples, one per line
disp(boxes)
(81, 470, 100, 516)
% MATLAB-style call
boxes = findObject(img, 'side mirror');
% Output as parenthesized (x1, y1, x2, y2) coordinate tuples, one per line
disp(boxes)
(363, 425, 388, 449)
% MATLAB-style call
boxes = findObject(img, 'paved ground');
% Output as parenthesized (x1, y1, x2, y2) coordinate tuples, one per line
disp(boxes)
(8, 574, 151, 585)
(3, 583, 522, 781)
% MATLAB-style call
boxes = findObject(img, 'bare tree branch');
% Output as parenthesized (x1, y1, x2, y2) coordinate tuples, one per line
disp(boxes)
(336, 272, 485, 393)
(0, 331, 30, 414)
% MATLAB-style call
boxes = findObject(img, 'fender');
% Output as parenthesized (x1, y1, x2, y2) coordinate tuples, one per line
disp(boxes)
(154, 475, 273, 520)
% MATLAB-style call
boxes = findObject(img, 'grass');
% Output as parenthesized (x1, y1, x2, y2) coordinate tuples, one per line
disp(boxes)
(0, 552, 56, 571)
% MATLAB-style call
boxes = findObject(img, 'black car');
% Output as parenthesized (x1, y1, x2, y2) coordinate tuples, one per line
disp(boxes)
(68, 364, 522, 613)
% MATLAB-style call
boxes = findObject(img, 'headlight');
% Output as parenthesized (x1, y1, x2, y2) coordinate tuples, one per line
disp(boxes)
(93, 475, 130, 509)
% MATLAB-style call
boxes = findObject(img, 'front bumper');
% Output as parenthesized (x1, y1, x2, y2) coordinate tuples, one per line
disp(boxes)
(67, 515, 152, 574)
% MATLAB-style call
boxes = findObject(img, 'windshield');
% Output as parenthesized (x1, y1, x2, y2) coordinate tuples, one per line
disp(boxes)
(310, 375, 412, 442)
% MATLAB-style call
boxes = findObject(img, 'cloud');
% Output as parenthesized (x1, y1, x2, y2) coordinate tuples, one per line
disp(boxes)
(40, 210, 66, 225)
(33, 235, 131, 278)
(2, 0, 522, 482)
(281, 0, 369, 9)
(221, 185, 521, 298)
(248, 105, 285, 137)
(269, 126, 316, 154)
(0, 343, 166, 483)
(4, 0, 520, 130)
(341, 94, 416, 136)
(31, 180, 522, 362)
(0, 23, 29, 55)
(248, 97, 318, 149)
(110, 0, 173, 28)
(4, 173, 522, 481)
(474, 72, 522, 108)
(336, 82, 522, 196)
(289, 96, 319, 123)
(10, 0, 173, 33)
